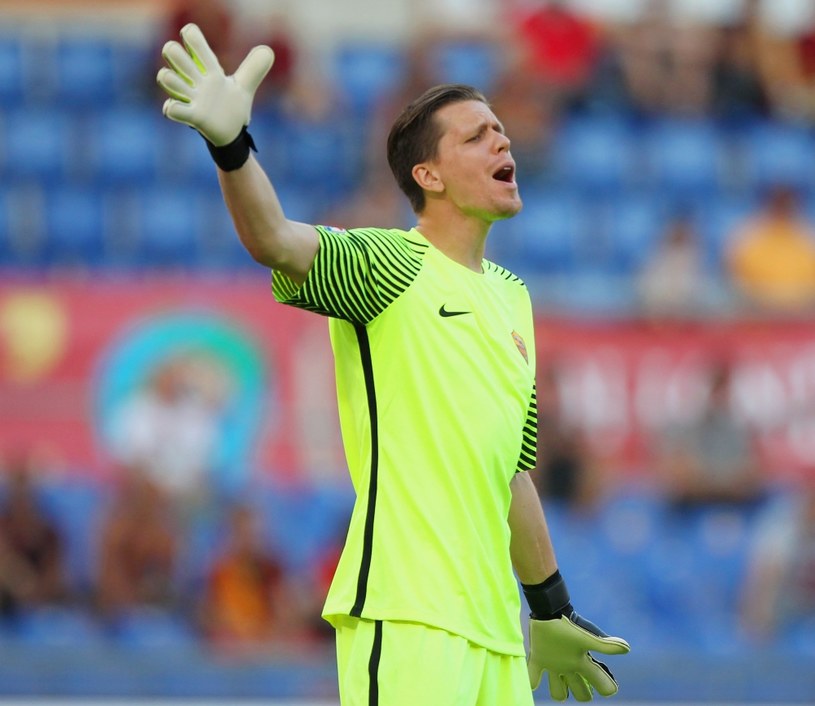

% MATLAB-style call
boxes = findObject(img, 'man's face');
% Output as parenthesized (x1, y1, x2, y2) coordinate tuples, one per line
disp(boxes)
(425, 100, 522, 222)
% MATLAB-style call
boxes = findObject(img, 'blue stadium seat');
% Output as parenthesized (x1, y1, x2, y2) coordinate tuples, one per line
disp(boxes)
(112, 608, 197, 649)
(643, 118, 724, 197)
(14, 606, 104, 648)
(0, 35, 24, 106)
(85, 107, 164, 184)
(53, 36, 117, 106)
(2, 107, 78, 182)
(44, 185, 107, 267)
(276, 113, 361, 196)
(0, 184, 48, 267)
(332, 43, 407, 114)
(740, 121, 815, 194)
(132, 185, 205, 267)
(596, 191, 667, 274)
(550, 117, 637, 195)
(502, 188, 586, 273)
(429, 40, 503, 95)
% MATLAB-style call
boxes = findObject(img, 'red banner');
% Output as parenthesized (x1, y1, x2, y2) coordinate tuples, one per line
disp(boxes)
(1, 278, 814, 484)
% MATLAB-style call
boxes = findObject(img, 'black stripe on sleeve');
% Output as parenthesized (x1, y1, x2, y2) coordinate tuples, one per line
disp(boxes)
(516, 384, 538, 472)
(273, 228, 426, 324)
(351, 324, 379, 617)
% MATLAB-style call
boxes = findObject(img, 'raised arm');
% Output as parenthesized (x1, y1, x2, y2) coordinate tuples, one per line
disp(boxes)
(157, 23, 318, 283)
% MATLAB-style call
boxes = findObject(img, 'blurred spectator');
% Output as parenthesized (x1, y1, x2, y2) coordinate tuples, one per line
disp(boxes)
(726, 184, 815, 315)
(636, 211, 715, 319)
(653, 359, 767, 513)
(0, 452, 66, 619)
(711, 18, 770, 121)
(532, 361, 606, 513)
(198, 503, 305, 649)
(748, 0, 815, 121)
(489, 70, 559, 183)
(605, 2, 723, 117)
(739, 482, 815, 641)
(95, 470, 179, 622)
(508, 0, 604, 110)
(108, 355, 228, 516)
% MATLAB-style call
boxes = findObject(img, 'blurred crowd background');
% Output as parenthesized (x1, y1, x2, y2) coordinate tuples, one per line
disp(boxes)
(1, 0, 815, 701)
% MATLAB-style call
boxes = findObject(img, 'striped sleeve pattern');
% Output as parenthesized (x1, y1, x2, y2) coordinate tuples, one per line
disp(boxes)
(516, 384, 538, 473)
(272, 227, 427, 324)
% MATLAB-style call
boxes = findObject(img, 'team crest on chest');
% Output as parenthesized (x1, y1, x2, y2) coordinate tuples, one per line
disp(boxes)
(511, 330, 528, 364)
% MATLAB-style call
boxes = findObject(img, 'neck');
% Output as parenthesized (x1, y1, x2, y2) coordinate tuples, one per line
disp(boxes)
(415, 210, 490, 273)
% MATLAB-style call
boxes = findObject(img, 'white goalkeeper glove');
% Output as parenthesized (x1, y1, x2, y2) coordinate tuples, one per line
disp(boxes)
(157, 23, 274, 168)
(523, 571, 630, 702)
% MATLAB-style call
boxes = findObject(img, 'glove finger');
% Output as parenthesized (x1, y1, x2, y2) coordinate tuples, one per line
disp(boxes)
(590, 634, 630, 656)
(161, 40, 201, 85)
(234, 45, 275, 95)
(179, 23, 222, 75)
(527, 658, 543, 690)
(156, 67, 193, 102)
(162, 98, 196, 126)
(569, 617, 631, 656)
(580, 655, 619, 697)
(548, 672, 569, 702)
(564, 673, 593, 702)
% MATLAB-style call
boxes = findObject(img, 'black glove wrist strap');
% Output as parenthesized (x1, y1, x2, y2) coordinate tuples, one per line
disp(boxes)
(522, 570, 572, 620)
(205, 126, 257, 171)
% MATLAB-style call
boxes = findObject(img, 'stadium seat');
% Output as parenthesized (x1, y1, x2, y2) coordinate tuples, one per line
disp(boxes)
(549, 116, 638, 195)
(14, 606, 105, 648)
(2, 107, 78, 182)
(429, 39, 503, 95)
(53, 36, 117, 106)
(332, 43, 407, 114)
(112, 608, 198, 649)
(643, 118, 724, 198)
(592, 191, 667, 274)
(131, 185, 205, 267)
(740, 120, 815, 194)
(0, 35, 24, 106)
(502, 188, 586, 273)
(85, 106, 165, 184)
(275, 113, 361, 196)
(0, 184, 48, 267)
(44, 185, 107, 267)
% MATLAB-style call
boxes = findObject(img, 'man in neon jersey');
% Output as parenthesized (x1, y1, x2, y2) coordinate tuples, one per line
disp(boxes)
(158, 24, 629, 705)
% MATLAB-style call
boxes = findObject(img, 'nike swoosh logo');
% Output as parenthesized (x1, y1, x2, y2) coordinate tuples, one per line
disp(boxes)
(439, 305, 471, 318)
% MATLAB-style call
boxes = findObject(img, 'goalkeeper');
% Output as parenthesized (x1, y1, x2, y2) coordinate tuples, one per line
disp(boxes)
(158, 24, 629, 705)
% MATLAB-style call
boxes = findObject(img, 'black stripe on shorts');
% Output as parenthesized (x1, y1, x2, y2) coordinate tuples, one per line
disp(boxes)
(368, 620, 383, 706)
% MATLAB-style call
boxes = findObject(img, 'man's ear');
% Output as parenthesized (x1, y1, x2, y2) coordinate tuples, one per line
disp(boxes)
(412, 163, 444, 194)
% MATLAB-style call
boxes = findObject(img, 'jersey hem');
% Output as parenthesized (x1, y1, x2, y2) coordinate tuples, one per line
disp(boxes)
(321, 609, 526, 658)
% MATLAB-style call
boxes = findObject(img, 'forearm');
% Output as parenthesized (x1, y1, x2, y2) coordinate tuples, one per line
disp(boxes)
(508, 471, 558, 584)
(218, 155, 318, 282)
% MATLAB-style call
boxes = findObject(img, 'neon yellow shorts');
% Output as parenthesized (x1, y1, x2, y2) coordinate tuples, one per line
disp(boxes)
(334, 616, 534, 706)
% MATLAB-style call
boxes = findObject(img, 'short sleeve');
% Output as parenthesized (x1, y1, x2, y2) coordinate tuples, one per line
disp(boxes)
(272, 226, 426, 324)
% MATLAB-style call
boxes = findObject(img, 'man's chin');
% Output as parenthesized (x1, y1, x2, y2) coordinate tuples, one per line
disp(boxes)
(493, 198, 523, 221)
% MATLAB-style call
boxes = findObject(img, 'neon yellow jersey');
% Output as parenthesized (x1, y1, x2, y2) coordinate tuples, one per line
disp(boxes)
(273, 226, 537, 656)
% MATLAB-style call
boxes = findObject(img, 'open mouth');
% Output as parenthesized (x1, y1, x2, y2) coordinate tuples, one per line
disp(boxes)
(492, 165, 515, 183)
